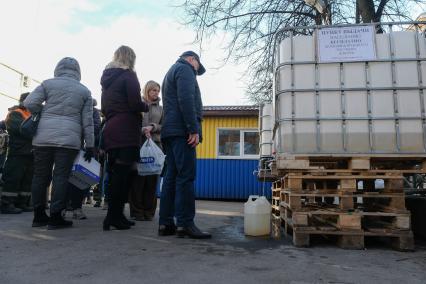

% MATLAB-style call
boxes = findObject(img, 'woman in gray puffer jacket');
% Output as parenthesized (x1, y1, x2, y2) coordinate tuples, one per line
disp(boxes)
(24, 57, 94, 230)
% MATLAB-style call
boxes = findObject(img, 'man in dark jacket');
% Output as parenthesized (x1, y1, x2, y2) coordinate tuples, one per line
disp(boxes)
(159, 51, 211, 239)
(1, 93, 34, 214)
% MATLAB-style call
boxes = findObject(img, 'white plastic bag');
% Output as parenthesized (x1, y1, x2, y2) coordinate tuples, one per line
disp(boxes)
(137, 138, 165, 176)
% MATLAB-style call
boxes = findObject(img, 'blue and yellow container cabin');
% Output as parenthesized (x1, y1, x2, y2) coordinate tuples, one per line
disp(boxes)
(195, 106, 270, 200)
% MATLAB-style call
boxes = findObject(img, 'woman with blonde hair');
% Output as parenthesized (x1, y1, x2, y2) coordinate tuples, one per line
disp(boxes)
(129, 80, 163, 221)
(101, 45, 149, 230)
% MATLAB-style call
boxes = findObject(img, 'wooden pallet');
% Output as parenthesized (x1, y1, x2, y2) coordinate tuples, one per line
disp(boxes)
(289, 226, 414, 251)
(276, 154, 426, 174)
(280, 206, 413, 250)
(282, 207, 411, 230)
(281, 172, 405, 194)
(281, 190, 407, 212)
(271, 164, 416, 249)
(271, 181, 282, 239)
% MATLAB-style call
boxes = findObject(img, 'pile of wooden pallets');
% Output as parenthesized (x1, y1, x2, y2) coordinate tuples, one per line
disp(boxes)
(271, 156, 423, 250)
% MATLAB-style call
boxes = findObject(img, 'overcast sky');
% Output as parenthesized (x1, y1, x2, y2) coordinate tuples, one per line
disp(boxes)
(0, 0, 250, 119)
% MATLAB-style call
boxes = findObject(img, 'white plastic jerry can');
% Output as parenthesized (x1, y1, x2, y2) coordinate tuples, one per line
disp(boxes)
(244, 195, 271, 236)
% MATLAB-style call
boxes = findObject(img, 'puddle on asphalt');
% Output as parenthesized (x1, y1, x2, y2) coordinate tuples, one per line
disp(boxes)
(189, 216, 292, 254)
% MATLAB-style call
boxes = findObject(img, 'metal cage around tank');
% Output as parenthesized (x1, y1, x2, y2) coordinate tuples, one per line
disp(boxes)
(273, 21, 426, 157)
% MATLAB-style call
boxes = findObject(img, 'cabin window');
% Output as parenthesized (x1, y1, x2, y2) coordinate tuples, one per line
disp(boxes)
(217, 129, 259, 158)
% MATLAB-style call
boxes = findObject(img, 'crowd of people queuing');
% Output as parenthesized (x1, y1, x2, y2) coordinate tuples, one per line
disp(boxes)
(0, 46, 211, 238)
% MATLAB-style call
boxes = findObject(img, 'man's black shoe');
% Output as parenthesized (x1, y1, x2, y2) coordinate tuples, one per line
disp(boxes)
(176, 225, 211, 239)
(32, 207, 49, 227)
(103, 217, 131, 231)
(47, 212, 73, 230)
(1, 203, 23, 214)
(158, 224, 177, 236)
(120, 214, 135, 226)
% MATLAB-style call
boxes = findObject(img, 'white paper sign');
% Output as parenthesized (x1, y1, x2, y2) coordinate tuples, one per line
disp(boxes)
(317, 26, 376, 63)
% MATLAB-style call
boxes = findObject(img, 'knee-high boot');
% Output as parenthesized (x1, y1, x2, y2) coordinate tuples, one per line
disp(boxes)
(103, 163, 131, 231)
(118, 170, 135, 226)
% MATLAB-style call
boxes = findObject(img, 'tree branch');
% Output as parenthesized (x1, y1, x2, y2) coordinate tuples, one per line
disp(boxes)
(375, 0, 390, 21)
(206, 10, 316, 27)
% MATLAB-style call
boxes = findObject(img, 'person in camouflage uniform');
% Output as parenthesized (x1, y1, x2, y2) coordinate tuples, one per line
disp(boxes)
(0, 93, 34, 214)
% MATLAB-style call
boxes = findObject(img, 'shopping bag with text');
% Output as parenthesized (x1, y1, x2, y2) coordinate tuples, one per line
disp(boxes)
(137, 138, 165, 176)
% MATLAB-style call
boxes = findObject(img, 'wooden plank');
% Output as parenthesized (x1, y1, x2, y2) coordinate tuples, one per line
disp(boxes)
(284, 176, 303, 190)
(282, 192, 289, 204)
(340, 179, 357, 191)
(285, 208, 409, 217)
(293, 227, 412, 237)
(273, 154, 426, 174)
(422, 160, 426, 171)
(292, 213, 309, 226)
(286, 175, 403, 180)
(277, 153, 426, 158)
(349, 157, 370, 170)
(337, 215, 361, 230)
(294, 227, 362, 235)
(284, 208, 291, 223)
(281, 189, 403, 198)
(383, 178, 404, 192)
(274, 169, 426, 174)
(271, 219, 281, 239)
(271, 214, 281, 220)
(293, 232, 310, 247)
(388, 196, 406, 210)
(337, 235, 365, 249)
(277, 158, 311, 170)
(391, 232, 415, 251)
(340, 196, 355, 210)
(271, 205, 280, 211)
(393, 216, 411, 230)
(288, 196, 302, 210)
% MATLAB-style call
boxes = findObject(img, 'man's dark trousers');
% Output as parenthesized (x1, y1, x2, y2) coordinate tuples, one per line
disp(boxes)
(31, 147, 78, 214)
(159, 137, 196, 227)
(1, 154, 33, 206)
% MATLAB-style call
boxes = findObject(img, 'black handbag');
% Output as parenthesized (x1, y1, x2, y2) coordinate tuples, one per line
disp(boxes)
(20, 83, 46, 138)
(20, 113, 40, 138)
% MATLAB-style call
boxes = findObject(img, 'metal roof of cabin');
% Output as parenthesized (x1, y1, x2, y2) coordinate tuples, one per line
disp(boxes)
(203, 105, 259, 116)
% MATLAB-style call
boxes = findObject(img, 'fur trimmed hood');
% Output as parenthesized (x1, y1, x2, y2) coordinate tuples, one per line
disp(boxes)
(104, 61, 131, 70)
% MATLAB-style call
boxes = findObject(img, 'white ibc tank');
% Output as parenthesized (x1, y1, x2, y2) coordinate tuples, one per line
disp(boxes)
(244, 195, 271, 236)
(259, 103, 274, 157)
(276, 28, 426, 155)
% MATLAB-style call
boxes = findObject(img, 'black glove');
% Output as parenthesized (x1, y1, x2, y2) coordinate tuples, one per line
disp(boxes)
(84, 147, 95, 162)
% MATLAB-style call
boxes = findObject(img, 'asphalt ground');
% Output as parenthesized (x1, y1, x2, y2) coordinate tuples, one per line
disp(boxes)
(0, 200, 425, 284)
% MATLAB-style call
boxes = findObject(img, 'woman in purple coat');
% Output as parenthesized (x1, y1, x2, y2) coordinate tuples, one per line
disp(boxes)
(101, 46, 148, 230)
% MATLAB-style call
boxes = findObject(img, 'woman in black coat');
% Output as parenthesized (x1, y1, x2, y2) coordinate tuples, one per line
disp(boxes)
(100, 46, 148, 230)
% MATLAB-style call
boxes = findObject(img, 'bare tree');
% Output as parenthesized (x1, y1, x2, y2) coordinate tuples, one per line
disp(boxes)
(177, 0, 426, 103)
